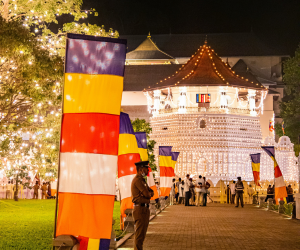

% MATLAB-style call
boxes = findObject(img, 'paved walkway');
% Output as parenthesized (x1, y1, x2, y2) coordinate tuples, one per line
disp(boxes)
(118, 203, 300, 250)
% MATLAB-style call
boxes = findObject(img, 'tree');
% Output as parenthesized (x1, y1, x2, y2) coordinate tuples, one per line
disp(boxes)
(278, 45, 300, 156)
(0, 0, 118, 56)
(131, 118, 157, 171)
(0, 17, 63, 195)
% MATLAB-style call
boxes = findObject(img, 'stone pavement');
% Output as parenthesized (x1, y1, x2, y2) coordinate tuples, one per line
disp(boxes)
(118, 203, 300, 250)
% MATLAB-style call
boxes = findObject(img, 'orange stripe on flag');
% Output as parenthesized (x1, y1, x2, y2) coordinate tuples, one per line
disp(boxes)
(57, 193, 114, 239)
(160, 187, 171, 197)
(275, 186, 287, 201)
(150, 185, 159, 200)
(120, 196, 133, 221)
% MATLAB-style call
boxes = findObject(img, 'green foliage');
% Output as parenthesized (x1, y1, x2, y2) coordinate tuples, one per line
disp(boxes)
(0, 18, 63, 183)
(1, 0, 118, 56)
(131, 118, 157, 171)
(279, 45, 300, 156)
(0, 200, 122, 249)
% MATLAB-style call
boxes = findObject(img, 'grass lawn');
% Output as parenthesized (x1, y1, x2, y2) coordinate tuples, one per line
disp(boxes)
(0, 199, 122, 250)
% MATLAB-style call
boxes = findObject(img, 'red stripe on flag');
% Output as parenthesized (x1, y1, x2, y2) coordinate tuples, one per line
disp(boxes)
(274, 165, 283, 178)
(77, 236, 89, 250)
(118, 153, 140, 178)
(61, 113, 119, 155)
(57, 193, 114, 239)
(160, 166, 174, 177)
(252, 171, 261, 186)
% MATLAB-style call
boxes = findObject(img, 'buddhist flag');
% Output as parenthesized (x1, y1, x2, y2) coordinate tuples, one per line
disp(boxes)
(118, 113, 140, 228)
(261, 146, 287, 202)
(134, 132, 148, 161)
(134, 132, 159, 200)
(171, 152, 180, 177)
(159, 146, 173, 197)
(56, 34, 126, 250)
(250, 153, 261, 187)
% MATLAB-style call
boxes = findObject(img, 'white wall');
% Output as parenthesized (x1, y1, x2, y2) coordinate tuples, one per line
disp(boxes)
(259, 94, 274, 142)
(121, 91, 148, 106)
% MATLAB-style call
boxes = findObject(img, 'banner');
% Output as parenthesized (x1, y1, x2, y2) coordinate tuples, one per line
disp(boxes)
(171, 152, 180, 177)
(250, 153, 261, 186)
(56, 33, 126, 250)
(261, 146, 287, 202)
(159, 146, 173, 197)
(118, 113, 140, 228)
(134, 132, 159, 200)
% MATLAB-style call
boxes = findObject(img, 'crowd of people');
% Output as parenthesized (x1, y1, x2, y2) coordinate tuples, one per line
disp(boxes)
(264, 184, 294, 203)
(168, 174, 211, 207)
(1, 180, 55, 200)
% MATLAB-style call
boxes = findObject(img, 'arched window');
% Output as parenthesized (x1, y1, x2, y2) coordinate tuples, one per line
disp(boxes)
(200, 120, 206, 128)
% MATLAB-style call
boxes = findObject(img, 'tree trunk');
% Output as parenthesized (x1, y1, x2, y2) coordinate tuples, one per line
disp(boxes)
(1, 0, 10, 21)
(14, 174, 19, 201)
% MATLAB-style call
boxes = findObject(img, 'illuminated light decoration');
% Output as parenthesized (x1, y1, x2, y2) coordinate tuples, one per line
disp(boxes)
(118, 113, 140, 229)
(248, 89, 257, 116)
(144, 41, 298, 196)
(178, 87, 187, 114)
(56, 34, 126, 249)
(135, 132, 159, 200)
(159, 146, 173, 197)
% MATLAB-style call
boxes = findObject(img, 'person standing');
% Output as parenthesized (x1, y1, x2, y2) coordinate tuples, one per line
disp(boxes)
(131, 161, 154, 250)
(229, 181, 236, 204)
(287, 185, 294, 203)
(203, 178, 210, 206)
(195, 175, 203, 207)
(189, 178, 195, 206)
(265, 185, 273, 202)
(178, 180, 185, 204)
(170, 179, 176, 205)
(41, 182, 48, 199)
(184, 174, 191, 206)
(175, 178, 181, 204)
(33, 181, 39, 199)
(235, 177, 244, 208)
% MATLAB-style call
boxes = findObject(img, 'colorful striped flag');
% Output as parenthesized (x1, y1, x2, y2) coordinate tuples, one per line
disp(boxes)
(159, 146, 173, 197)
(118, 113, 140, 228)
(134, 132, 159, 200)
(250, 153, 261, 187)
(171, 152, 180, 177)
(56, 34, 126, 250)
(261, 146, 287, 202)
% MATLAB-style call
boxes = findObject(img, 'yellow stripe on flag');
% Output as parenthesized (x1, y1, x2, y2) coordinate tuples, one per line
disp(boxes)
(159, 155, 172, 167)
(252, 163, 260, 172)
(64, 73, 123, 115)
(171, 160, 177, 169)
(138, 148, 148, 161)
(118, 134, 139, 155)
(87, 238, 100, 250)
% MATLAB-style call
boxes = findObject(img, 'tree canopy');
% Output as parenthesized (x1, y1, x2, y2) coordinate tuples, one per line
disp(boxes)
(276, 45, 300, 156)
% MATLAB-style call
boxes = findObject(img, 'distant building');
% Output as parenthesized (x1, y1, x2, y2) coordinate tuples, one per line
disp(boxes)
(121, 33, 288, 141)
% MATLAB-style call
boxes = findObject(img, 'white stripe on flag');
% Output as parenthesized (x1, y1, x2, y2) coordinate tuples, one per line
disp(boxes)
(160, 176, 173, 188)
(59, 152, 117, 195)
(118, 174, 135, 200)
(275, 175, 285, 188)
(147, 171, 155, 187)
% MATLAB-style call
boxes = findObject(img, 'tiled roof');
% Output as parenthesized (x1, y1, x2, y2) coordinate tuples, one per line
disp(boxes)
(146, 42, 266, 91)
(124, 65, 180, 91)
(120, 33, 289, 58)
(126, 35, 174, 60)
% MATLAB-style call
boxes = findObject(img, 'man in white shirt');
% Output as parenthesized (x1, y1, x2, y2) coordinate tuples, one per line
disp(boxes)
(195, 175, 204, 207)
(184, 174, 191, 206)
(229, 181, 236, 204)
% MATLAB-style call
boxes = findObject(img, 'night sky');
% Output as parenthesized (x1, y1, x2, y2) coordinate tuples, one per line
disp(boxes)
(79, 0, 300, 55)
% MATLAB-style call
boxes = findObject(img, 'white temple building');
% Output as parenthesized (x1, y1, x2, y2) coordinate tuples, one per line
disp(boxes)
(141, 41, 298, 193)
